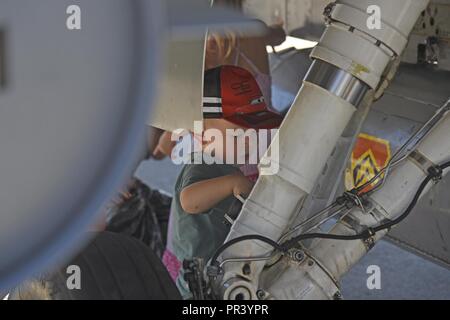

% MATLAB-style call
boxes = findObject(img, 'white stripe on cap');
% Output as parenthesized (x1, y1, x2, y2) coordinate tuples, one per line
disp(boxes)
(202, 106, 223, 113)
(202, 97, 222, 104)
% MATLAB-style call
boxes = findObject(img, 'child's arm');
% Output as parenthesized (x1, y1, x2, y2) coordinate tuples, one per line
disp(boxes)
(180, 173, 253, 214)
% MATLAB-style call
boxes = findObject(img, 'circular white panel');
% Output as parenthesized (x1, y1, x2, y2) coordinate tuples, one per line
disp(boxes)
(0, 0, 163, 288)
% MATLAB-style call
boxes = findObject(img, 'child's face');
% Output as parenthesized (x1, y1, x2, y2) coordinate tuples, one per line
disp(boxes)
(201, 119, 257, 164)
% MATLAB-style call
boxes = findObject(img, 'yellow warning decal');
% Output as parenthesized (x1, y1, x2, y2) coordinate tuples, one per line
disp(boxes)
(345, 133, 391, 193)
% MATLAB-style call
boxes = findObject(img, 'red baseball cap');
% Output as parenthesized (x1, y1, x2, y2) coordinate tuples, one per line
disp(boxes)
(202, 65, 283, 129)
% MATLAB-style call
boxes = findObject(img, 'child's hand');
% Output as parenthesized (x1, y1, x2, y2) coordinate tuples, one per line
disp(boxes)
(152, 131, 177, 160)
(231, 172, 254, 198)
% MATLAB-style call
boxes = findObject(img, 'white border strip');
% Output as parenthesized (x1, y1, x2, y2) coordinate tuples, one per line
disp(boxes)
(202, 97, 222, 104)
(202, 106, 223, 113)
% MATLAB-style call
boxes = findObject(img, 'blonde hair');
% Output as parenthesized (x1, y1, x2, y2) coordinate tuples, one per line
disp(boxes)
(207, 1, 243, 64)
(206, 30, 238, 63)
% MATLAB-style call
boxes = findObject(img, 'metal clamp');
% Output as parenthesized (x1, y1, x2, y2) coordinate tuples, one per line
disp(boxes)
(409, 150, 437, 176)
(305, 60, 370, 107)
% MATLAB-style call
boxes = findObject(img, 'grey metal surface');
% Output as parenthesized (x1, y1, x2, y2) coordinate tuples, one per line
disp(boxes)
(342, 240, 450, 299)
(269, 48, 312, 112)
(168, 0, 264, 40)
(0, 29, 5, 88)
(0, 0, 162, 290)
(148, 38, 206, 132)
(360, 64, 450, 270)
(244, 0, 328, 41)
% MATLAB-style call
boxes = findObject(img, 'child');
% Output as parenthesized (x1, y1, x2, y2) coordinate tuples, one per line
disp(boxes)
(162, 65, 283, 298)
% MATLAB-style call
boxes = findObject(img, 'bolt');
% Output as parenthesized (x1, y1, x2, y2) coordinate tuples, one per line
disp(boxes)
(333, 292, 343, 300)
(308, 260, 314, 267)
(292, 250, 305, 262)
(256, 290, 265, 300)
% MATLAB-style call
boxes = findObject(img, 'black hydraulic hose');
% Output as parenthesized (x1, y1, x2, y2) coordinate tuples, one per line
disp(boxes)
(210, 161, 450, 267)
(372, 160, 450, 232)
(210, 235, 285, 267)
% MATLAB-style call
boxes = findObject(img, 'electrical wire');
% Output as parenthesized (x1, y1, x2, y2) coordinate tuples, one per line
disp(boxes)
(355, 98, 450, 194)
(209, 234, 285, 267)
(278, 202, 343, 243)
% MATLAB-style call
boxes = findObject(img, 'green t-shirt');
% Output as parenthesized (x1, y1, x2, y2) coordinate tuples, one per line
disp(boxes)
(169, 161, 241, 297)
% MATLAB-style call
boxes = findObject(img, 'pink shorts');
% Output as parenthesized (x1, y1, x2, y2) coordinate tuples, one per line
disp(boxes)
(162, 249, 181, 282)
